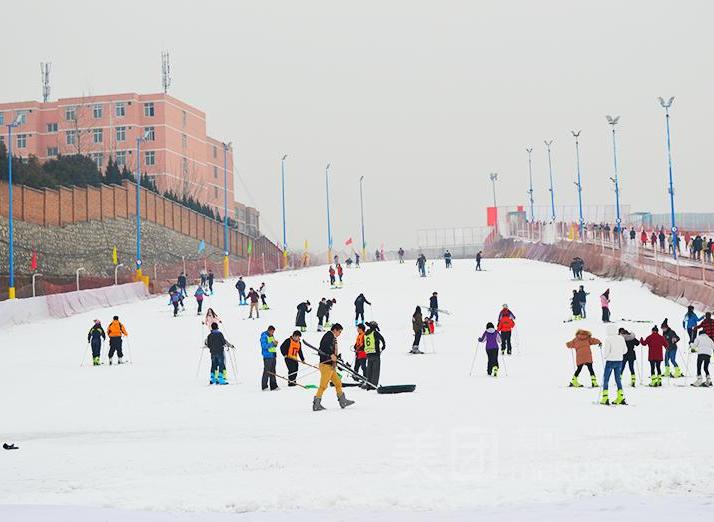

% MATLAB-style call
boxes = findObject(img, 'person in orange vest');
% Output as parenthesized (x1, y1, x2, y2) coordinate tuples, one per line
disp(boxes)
(107, 315, 128, 365)
(280, 330, 305, 386)
(353, 323, 368, 377)
(497, 305, 516, 355)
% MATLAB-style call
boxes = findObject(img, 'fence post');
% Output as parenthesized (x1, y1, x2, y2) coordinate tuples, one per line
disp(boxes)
(32, 273, 43, 298)
(76, 267, 85, 292)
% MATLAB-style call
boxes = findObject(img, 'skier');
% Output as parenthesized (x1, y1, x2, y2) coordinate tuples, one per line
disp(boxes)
(325, 298, 336, 327)
(364, 321, 386, 389)
(316, 298, 328, 332)
(194, 285, 206, 315)
(571, 290, 583, 321)
(375, 249, 380, 261)
(204, 307, 221, 328)
(107, 315, 128, 365)
(690, 330, 713, 387)
(429, 292, 439, 323)
(295, 300, 311, 332)
(683, 306, 702, 343)
(600, 289, 611, 323)
(334, 254, 339, 266)
(476, 251, 482, 271)
(478, 322, 502, 376)
(497, 304, 516, 355)
(355, 252, 360, 268)
(411, 306, 424, 354)
(313, 323, 355, 411)
(279, 330, 305, 386)
(444, 250, 452, 268)
(247, 287, 260, 319)
(353, 323, 368, 378)
(87, 319, 106, 366)
(416, 254, 427, 277)
(337, 263, 344, 284)
(178, 272, 188, 297)
(169, 289, 182, 317)
(600, 325, 628, 405)
(621, 329, 640, 387)
(398, 248, 405, 264)
(354, 293, 371, 325)
(661, 319, 683, 378)
(207, 269, 214, 294)
(235, 277, 247, 305)
(328, 265, 336, 287)
(259, 282, 269, 310)
(205, 322, 234, 385)
(200, 270, 207, 289)
(640, 325, 667, 387)
(565, 329, 601, 387)
(576, 285, 588, 319)
(260, 325, 279, 391)
(695, 311, 714, 338)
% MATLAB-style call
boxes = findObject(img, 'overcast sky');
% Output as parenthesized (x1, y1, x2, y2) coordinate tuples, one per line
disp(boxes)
(2, 1, 712, 250)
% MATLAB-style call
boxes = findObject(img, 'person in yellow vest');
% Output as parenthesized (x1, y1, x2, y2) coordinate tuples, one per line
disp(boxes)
(364, 321, 386, 389)
(107, 315, 128, 365)
(313, 324, 355, 411)
(280, 330, 305, 386)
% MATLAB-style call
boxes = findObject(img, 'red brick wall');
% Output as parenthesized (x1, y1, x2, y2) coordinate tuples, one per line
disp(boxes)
(100, 185, 114, 220)
(23, 186, 45, 225)
(44, 189, 60, 226)
(114, 185, 127, 219)
(59, 187, 73, 225)
(87, 187, 101, 221)
(73, 187, 87, 222)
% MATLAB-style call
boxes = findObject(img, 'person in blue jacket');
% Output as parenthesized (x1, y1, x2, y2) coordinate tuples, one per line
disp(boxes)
(260, 326, 279, 391)
(87, 319, 106, 366)
(683, 305, 702, 344)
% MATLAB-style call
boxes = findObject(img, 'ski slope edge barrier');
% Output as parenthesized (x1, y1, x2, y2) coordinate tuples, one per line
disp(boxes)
(0, 282, 149, 328)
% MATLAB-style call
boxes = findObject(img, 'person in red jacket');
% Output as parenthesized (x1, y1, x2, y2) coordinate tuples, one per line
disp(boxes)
(328, 266, 336, 287)
(353, 323, 367, 378)
(640, 229, 648, 248)
(640, 326, 667, 387)
(336, 263, 344, 284)
(695, 312, 714, 339)
(497, 305, 516, 355)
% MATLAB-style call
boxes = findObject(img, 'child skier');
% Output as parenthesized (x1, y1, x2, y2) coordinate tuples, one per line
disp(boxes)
(329, 266, 336, 286)
(259, 282, 269, 310)
(497, 304, 516, 355)
(621, 329, 640, 387)
(691, 330, 713, 387)
(411, 306, 424, 354)
(354, 293, 371, 325)
(600, 325, 627, 405)
(204, 308, 221, 328)
(661, 319, 683, 378)
(87, 319, 106, 366)
(478, 322, 501, 376)
(683, 306, 701, 343)
(316, 298, 328, 332)
(169, 290, 181, 317)
(565, 329, 601, 387)
(295, 300, 311, 332)
(247, 288, 260, 319)
(205, 322, 234, 385)
(640, 325, 667, 387)
(280, 330, 305, 386)
(353, 323, 368, 378)
(600, 289, 611, 323)
(194, 285, 206, 315)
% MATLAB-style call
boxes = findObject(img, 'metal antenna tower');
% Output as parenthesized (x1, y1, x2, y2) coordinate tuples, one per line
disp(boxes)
(40, 62, 51, 102)
(161, 51, 171, 94)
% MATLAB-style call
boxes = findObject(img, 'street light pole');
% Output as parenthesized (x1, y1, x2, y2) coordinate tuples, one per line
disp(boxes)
(489, 173, 499, 236)
(544, 140, 556, 221)
(281, 154, 288, 268)
(659, 96, 678, 259)
(572, 130, 585, 240)
(325, 163, 333, 264)
(223, 142, 231, 278)
(6, 115, 21, 299)
(135, 132, 148, 280)
(359, 176, 366, 260)
(526, 147, 535, 223)
(606, 115, 622, 247)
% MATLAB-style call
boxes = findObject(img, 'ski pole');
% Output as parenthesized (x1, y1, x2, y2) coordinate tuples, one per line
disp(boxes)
(80, 342, 90, 367)
(468, 342, 481, 376)
(125, 338, 133, 364)
(268, 371, 309, 389)
(498, 348, 509, 377)
(638, 346, 644, 386)
(195, 347, 206, 378)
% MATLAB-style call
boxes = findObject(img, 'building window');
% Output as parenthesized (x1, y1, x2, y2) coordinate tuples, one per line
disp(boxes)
(92, 128, 103, 144)
(182, 110, 187, 127)
(90, 153, 104, 169)
(0, 112, 4, 125)
(116, 150, 127, 166)
(145, 150, 156, 166)
(93, 104, 103, 119)
(66, 130, 77, 145)
(144, 102, 155, 117)
(16, 110, 28, 125)
(116, 126, 126, 142)
(144, 126, 155, 141)
(213, 165, 218, 178)
(47, 147, 59, 157)
(65, 106, 77, 121)
(0, 136, 4, 146)
(213, 145, 217, 158)
(182, 134, 187, 148)
(115, 102, 126, 117)
(47, 122, 58, 133)
(17, 134, 27, 148)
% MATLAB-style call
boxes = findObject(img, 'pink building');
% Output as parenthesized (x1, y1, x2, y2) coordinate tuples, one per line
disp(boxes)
(0, 93, 259, 235)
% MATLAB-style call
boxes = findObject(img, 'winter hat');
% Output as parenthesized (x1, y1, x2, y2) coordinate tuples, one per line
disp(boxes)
(502, 304, 508, 308)
(93, 319, 101, 324)
(652, 326, 659, 332)
(486, 322, 495, 329)
(661, 318, 669, 329)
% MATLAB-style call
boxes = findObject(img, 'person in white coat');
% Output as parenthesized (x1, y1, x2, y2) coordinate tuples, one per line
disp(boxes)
(600, 325, 628, 405)
(690, 330, 714, 387)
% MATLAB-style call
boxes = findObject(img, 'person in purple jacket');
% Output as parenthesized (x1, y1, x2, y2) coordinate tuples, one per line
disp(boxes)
(478, 322, 502, 376)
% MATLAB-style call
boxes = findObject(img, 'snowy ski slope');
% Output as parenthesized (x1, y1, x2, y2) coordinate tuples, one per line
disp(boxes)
(1, 258, 713, 520)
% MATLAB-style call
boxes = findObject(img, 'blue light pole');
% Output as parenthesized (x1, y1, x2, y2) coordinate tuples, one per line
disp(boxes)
(135, 131, 148, 279)
(281, 154, 288, 268)
(325, 163, 333, 264)
(606, 115, 622, 247)
(572, 130, 585, 240)
(359, 175, 366, 259)
(526, 147, 535, 222)
(544, 140, 556, 221)
(223, 142, 231, 278)
(659, 96, 678, 259)
(5, 115, 21, 299)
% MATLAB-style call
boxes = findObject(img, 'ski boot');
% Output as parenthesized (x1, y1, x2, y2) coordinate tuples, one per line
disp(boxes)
(337, 393, 355, 409)
(118, 357, 124, 365)
(674, 366, 683, 378)
(569, 376, 583, 388)
(613, 389, 627, 405)
(217, 372, 227, 385)
(317, 325, 324, 332)
(312, 396, 326, 411)
(108, 357, 113, 366)
(492, 366, 499, 377)
(649, 375, 658, 387)
(300, 327, 307, 333)
(691, 376, 704, 387)
(591, 375, 599, 388)
(210, 372, 217, 385)
(507, 349, 512, 355)
(92, 356, 101, 366)
(706, 376, 713, 387)
(630, 374, 636, 387)
(663, 366, 671, 378)
(600, 390, 610, 405)
(656, 375, 663, 387)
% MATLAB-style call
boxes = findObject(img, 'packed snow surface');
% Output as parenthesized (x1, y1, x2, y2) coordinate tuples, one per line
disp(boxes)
(1, 259, 713, 519)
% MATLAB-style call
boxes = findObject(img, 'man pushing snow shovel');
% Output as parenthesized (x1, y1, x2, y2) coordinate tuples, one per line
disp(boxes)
(313, 324, 356, 412)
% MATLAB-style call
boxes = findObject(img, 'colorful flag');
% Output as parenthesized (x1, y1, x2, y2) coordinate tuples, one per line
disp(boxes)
(304, 239, 309, 252)
(345, 237, 353, 246)
(30, 250, 38, 271)
(112, 246, 118, 265)
(198, 239, 206, 253)
(247, 239, 253, 255)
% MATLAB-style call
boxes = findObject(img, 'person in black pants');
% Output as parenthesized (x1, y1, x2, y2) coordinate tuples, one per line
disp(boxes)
(207, 270, 214, 294)
(280, 330, 305, 386)
(87, 319, 106, 366)
(354, 293, 371, 325)
(429, 292, 439, 323)
(364, 321, 386, 389)
(411, 306, 424, 354)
